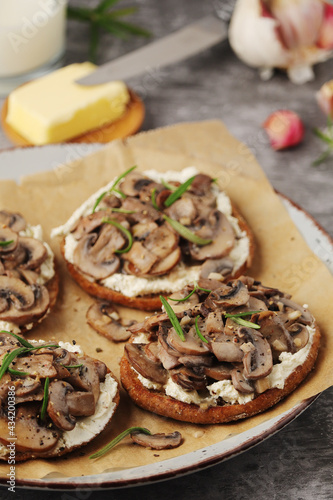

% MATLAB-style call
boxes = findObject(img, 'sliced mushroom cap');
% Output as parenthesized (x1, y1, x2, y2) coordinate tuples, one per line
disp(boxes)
(73, 232, 121, 280)
(206, 280, 250, 310)
(148, 247, 181, 277)
(66, 358, 102, 404)
(0, 227, 18, 253)
(66, 391, 96, 417)
(165, 197, 197, 225)
(277, 297, 313, 325)
(0, 283, 50, 326)
(231, 367, 254, 393)
(125, 343, 167, 384)
(157, 340, 181, 370)
(256, 311, 295, 359)
(47, 380, 77, 431)
(143, 224, 179, 260)
(17, 237, 47, 270)
(0, 403, 60, 452)
(204, 362, 232, 381)
(123, 241, 158, 276)
(210, 335, 244, 363)
(0, 211, 26, 233)
(13, 354, 57, 379)
(120, 172, 154, 197)
(241, 328, 273, 380)
(200, 257, 234, 280)
(0, 275, 35, 311)
(86, 301, 132, 342)
(131, 430, 182, 450)
(71, 211, 110, 240)
(167, 326, 210, 356)
(122, 197, 160, 222)
(0, 331, 20, 354)
(188, 174, 213, 196)
(1, 242, 26, 269)
(132, 221, 158, 240)
(170, 366, 206, 391)
(288, 323, 309, 350)
(190, 211, 235, 261)
(167, 287, 199, 314)
(15, 378, 43, 404)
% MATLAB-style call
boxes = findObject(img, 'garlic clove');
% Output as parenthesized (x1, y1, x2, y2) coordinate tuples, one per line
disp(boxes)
(267, 0, 324, 50)
(229, 0, 333, 84)
(316, 3, 333, 49)
(263, 110, 304, 150)
(316, 80, 333, 117)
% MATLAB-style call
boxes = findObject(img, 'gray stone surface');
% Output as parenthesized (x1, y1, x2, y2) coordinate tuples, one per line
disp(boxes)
(0, 0, 332, 498)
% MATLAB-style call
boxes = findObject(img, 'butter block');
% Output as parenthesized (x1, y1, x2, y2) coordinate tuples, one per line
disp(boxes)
(6, 62, 130, 145)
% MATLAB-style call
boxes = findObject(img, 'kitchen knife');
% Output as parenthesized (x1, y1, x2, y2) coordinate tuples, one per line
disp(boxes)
(76, 14, 228, 86)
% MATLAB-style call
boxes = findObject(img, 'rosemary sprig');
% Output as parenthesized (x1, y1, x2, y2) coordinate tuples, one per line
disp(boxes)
(0, 347, 27, 381)
(40, 377, 50, 421)
(151, 187, 159, 210)
(224, 311, 261, 330)
(161, 179, 176, 191)
(163, 215, 212, 246)
(164, 176, 196, 207)
(159, 296, 185, 341)
(0, 330, 34, 348)
(313, 116, 333, 166)
(92, 165, 137, 212)
(0, 240, 14, 247)
(90, 426, 151, 459)
(102, 217, 133, 253)
(0, 344, 60, 381)
(194, 316, 208, 344)
(167, 282, 211, 303)
(7, 368, 30, 377)
(67, 1, 151, 63)
(61, 364, 83, 369)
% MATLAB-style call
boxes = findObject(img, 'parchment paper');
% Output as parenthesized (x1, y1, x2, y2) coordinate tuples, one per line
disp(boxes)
(0, 120, 333, 482)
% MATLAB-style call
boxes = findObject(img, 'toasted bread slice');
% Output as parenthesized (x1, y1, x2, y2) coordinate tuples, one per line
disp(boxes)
(60, 202, 254, 312)
(0, 337, 120, 461)
(119, 276, 321, 424)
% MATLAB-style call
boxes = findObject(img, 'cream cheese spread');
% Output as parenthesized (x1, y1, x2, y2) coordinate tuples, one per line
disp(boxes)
(133, 324, 315, 406)
(52, 167, 250, 297)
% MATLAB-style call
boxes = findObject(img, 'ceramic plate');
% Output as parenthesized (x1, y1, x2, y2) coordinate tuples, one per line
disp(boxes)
(0, 145, 331, 490)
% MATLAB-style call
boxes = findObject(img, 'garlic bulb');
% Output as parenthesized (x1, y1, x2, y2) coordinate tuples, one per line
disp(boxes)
(229, 0, 333, 84)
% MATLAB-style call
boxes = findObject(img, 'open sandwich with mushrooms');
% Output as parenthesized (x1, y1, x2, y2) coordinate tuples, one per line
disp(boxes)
(52, 166, 254, 310)
(120, 275, 320, 424)
(0, 211, 58, 333)
(0, 331, 119, 461)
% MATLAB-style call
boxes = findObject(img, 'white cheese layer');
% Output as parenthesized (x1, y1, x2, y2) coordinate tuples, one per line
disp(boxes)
(52, 167, 250, 297)
(135, 325, 315, 406)
(0, 224, 55, 333)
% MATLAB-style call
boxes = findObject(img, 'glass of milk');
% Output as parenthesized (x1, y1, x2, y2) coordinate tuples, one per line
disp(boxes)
(0, 0, 67, 96)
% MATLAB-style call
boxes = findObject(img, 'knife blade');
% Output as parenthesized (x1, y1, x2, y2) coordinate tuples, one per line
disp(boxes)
(76, 15, 228, 86)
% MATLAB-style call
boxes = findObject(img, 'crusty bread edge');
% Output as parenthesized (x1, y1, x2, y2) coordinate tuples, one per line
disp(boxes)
(0, 369, 120, 461)
(60, 203, 255, 311)
(119, 325, 321, 424)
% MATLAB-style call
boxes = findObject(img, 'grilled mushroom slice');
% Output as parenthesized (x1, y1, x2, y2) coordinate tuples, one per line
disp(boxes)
(86, 301, 133, 342)
(206, 280, 249, 310)
(125, 343, 167, 385)
(0, 227, 18, 253)
(119, 171, 154, 197)
(73, 232, 121, 280)
(0, 283, 50, 326)
(131, 430, 182, 450)
(17, 237, 47, 270)
(0, 404, 60, 452)
(0, 275, 35, 312)
(288, 323, 309, 350)
(241, 328, 273, 380)
(231, 367, 254, 393)
(190, 211, 235, 261)
(47, 380, 79, 431)
(71, 211, 110, 240)
(0, 211, 26, 233)
(200, 257, 234, 280)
